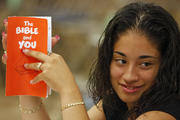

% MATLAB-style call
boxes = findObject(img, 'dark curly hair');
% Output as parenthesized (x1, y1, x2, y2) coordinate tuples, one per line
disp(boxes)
(88, 2, 180, 120)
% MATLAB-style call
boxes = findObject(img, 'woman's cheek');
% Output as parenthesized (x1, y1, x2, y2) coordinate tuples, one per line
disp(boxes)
(110, 63, 124, 80)
(139, 70, 157, 84)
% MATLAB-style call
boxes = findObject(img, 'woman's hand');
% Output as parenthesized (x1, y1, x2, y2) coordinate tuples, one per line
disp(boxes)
(1, 18, 60, 64)
(23, 49, 75, 94)
(1, 18, 61, 120)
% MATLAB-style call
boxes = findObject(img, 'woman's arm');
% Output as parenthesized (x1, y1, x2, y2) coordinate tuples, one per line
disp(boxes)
(23, 49, 90, 120)
(136, 111, 176, 120)
(19, 96, 50, 120)
(88, 100, 106, 120)
(59, 79, 90, 120)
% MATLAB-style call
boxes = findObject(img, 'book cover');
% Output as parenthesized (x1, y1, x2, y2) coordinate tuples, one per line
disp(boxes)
(6, 16, 51, 98)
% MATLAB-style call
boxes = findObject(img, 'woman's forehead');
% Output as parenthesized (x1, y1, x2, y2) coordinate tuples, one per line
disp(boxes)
(113, 31, 160, 58)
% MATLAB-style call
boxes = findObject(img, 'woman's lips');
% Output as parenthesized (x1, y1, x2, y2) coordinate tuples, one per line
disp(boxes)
(120, 84, 142, 93)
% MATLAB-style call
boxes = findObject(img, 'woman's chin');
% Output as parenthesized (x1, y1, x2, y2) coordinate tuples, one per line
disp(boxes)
(118, 94, 141, 106)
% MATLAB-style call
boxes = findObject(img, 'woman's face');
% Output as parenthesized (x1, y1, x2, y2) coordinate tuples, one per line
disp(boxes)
(110, 30, 160, 109)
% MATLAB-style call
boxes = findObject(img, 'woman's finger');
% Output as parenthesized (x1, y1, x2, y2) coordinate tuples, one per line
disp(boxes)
(4, 18, 8, 33)
(30, 73, 44, 84)
(1, 19, 8, 64)
(52, 35, 60, 47)
(23, 49, 50, 62)
(24, 62, 44, 71)
(2, 32, 7, 50)
(49, 52, 60, 57)
(2, 53, 7, 64)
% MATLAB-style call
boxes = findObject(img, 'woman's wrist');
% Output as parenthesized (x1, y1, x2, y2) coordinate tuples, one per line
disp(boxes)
(19, 96, 42, 108)
(19, 96, 50, 120)
(58, 81, 80, 97)
(57, 76, 78, 94)
(57, 80, 83, 103)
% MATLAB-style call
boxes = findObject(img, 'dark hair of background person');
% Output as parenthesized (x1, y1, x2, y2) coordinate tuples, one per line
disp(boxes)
(88, 1, 180, 119)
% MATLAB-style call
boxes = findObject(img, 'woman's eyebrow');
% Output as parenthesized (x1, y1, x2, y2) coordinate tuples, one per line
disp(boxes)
(139, 55, 158, 59)
(113, 51, 126, 57)
(114, 51, 158, 59)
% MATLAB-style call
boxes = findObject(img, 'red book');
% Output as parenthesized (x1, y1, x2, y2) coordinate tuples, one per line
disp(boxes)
(6, 16, 52, 98)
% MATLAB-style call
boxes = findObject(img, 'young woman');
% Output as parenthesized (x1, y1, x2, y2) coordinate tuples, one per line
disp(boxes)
(2, 2, 180, 120)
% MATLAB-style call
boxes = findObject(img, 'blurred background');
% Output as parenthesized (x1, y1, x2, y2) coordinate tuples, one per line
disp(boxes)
(0, 0, 180, 119)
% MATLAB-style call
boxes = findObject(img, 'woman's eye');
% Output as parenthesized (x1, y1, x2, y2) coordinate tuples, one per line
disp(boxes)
(141, 62, 153, 68)
(115, 59, 127, 64)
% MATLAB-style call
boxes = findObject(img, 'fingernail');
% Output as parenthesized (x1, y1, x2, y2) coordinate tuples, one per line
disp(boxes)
(2, 32, 5, 37)
(3, 18, 7, 24)
(3, 53, 7, 58)
(30, 80, 34, 84)
(55, 35, 60, 40)
(24, 64, 28, 68)
(23, 49, 29, 53)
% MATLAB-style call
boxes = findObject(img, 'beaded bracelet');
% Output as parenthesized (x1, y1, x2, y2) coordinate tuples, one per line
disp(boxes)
(61, 102, 84, 111)
(19, 101, 43, 114)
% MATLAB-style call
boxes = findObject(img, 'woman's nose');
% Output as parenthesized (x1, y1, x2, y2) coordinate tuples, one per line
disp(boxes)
(122, 65, 138, 84)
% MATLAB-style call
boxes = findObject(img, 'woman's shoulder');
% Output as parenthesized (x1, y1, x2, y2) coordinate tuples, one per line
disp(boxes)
(139, 94, 180, 120)
(136, 111, 176, 120)
(88, 100, 106, 120)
